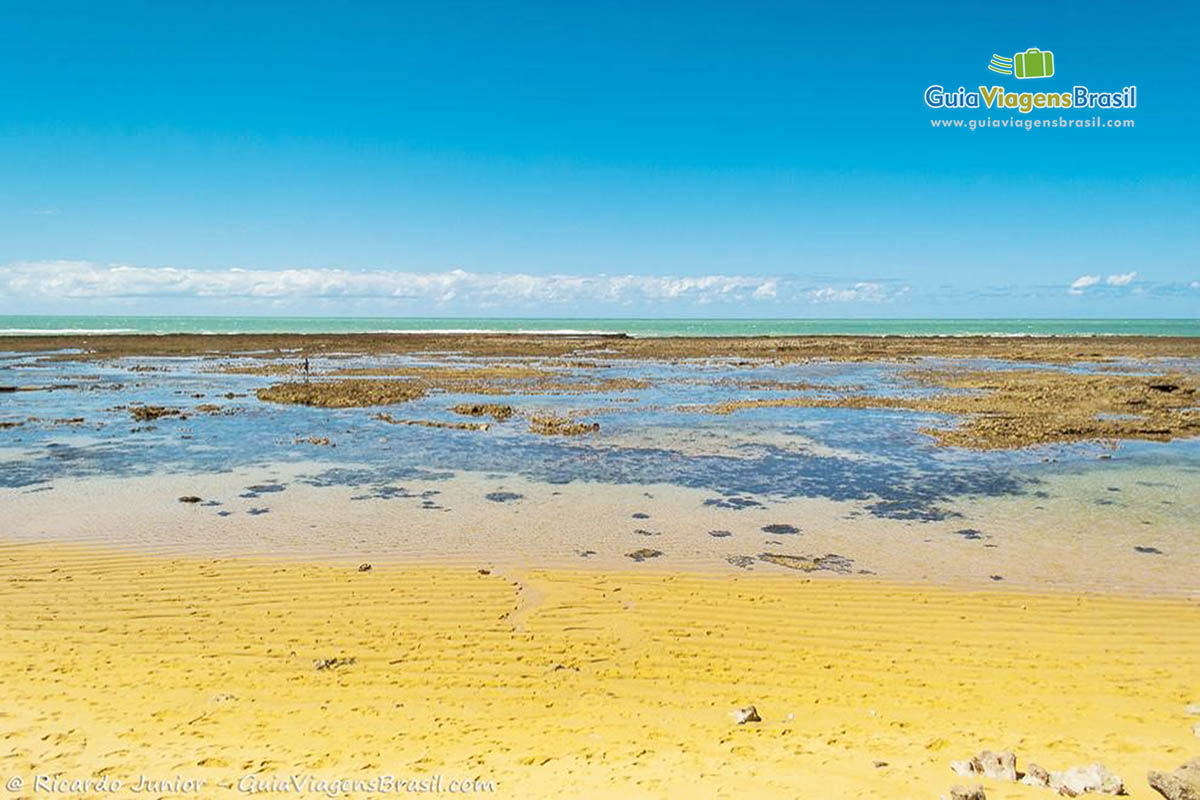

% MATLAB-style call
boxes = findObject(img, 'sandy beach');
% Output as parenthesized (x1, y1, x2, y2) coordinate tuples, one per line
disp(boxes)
(2, 541, 1198, 799)
(2, 333, 1198, 798)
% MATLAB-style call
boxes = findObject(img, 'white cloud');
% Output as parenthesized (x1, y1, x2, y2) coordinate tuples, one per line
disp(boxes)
(752, 280, 778, 300)
(807, 282, 890, 303)
(1069, 275, 1100, 294)
(1070, 271, 1143, 295)
(1190, 280, 1199, 290)
(0, 260, 904, 310)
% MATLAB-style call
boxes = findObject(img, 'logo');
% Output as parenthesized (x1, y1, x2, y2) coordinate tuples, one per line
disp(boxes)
(924, 47, 1136, 114)
(989, 48, 1055, 79)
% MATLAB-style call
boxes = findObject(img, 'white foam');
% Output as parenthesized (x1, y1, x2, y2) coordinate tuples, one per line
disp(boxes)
(369, 328, 625, 336)
(0, 328, 139, 335)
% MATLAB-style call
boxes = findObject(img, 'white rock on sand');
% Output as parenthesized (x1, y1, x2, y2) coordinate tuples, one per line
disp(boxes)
(1049, 763, 1125, 796)
(732, 705, 761, 724)
(953, 751, 1124, 796)
(950, 750, 1017, 781)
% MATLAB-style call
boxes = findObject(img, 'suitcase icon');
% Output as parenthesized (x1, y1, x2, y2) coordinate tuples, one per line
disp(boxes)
(1013, 48, 1054, 79)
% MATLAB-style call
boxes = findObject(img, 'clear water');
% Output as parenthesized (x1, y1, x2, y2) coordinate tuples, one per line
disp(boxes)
(3, 349, 1198, 527)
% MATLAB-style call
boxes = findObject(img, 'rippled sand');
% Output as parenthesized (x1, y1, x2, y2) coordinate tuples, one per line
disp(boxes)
(1, 542, 1197, 799)
(3, 334, 1198, 798)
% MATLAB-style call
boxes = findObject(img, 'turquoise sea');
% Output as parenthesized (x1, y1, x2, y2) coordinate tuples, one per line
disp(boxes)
(0, 316, 1197, 337)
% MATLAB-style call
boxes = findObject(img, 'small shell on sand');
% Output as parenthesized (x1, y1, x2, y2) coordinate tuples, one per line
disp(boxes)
(732, 705, 761, 724)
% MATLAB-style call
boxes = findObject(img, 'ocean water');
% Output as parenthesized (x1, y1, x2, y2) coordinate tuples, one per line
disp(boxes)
(3, 346, 1198, 517)
(0, 315, 1197, 337)
(2, 343, 1198, 586)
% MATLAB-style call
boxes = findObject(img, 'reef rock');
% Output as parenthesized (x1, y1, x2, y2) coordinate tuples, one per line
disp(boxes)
(131, 405, 183, 422)
(258, 380, 425, 408)
(1148, 758, 1200, 800)
(450, 403, 515, 422)
(1021, 763, 1051, 788)
(948, 786, 986, 800)
(527, 414, 599, 436)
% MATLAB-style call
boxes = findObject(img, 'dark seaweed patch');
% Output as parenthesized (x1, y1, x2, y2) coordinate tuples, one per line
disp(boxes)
(352, 486, 417, 501)
(758, 552, 853, 574)
(866, 500, 962, 521)
(240, 483, 286, 498)
(703, 496, 763, 510)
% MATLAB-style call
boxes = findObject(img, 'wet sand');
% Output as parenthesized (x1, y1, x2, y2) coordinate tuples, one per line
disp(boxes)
(1, 541, 1197, 799)
(3, 466, 1197, 594)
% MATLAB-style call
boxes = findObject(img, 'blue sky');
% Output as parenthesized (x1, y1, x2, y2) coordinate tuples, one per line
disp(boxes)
(0, 0, 1196, 317)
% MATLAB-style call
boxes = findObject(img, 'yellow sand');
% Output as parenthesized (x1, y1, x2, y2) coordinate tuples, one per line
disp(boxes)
(1, 542, 1197, 799)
